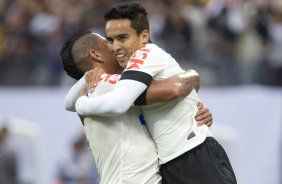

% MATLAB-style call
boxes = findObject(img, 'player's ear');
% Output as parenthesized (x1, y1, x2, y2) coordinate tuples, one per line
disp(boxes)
(141, 29, 150, 44)
(89, 50, 102, 63)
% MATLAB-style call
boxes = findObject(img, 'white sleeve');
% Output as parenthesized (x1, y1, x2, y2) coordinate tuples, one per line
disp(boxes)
(64, 76, 86, 112)
(75, 79, 146, 116)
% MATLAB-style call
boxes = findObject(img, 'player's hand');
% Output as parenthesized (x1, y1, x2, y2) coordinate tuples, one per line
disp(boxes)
(180, 69, 200, 92)
(79, 88, 87, 97)
(195, 102, 213, 127)
(85, 68, 104, 93)
(162, 69, 199, 97)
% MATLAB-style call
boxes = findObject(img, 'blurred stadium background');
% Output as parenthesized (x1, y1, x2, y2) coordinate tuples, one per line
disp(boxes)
(0, 0, 281, 183)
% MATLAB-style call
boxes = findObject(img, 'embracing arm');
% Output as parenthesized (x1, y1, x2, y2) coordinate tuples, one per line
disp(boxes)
(75, 68, 199, 116)
(76, 79, 147, 116)
(64, 76, 86, 112)
(139, 69, 200, 105)
(65, 69, 104, 112)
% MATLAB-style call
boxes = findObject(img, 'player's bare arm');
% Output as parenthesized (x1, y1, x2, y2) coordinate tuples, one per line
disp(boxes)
(73, 68, 212, 127)
(145, 69, 200, 104)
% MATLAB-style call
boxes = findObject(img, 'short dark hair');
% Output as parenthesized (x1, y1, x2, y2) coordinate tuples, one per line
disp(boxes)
(104, 2, 149, 35)
(60, 31, 91, 80)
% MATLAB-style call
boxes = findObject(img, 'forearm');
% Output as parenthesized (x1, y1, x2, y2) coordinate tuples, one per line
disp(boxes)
(145, 70, 200, 105)
(178, 70, 200, 92)
(64, 76, 86, 112)
(146, 80, 180, 105)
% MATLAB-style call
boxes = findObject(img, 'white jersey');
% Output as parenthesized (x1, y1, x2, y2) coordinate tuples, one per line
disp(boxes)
(74, 44, 213, 166)
(121, 44, 213, 164)
(64, 74, 161, 184)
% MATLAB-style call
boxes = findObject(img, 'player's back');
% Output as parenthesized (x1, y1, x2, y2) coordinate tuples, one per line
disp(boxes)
(84, 76, 161, 184)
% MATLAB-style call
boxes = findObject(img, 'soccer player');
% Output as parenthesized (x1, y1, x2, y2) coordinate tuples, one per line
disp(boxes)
(62, 32, 160, 184)
(75, 2, 237, 184)
(62, 32, 210, 183)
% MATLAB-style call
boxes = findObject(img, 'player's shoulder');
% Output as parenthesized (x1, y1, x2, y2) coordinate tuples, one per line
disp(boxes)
(132, 43, 165, 57)
(99, 74, 121, 85)
(145, 43, 170, 56)
(145, 43, 162, 51)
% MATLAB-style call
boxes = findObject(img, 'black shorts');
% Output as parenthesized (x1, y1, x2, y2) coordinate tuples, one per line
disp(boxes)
(160, 137, 237, 184)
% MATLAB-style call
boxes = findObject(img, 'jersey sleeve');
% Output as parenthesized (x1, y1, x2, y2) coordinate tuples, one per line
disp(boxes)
(64, 76, 86, 112)
(122, 44, 180, 105)
(122, 45, 172, 78)
(75, 79, 147, 116)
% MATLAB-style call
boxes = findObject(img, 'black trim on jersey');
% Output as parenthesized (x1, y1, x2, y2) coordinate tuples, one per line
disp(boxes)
(120, 70, 152, 106)
(134, 88, 148, 106)
(120, 70, 153, 86)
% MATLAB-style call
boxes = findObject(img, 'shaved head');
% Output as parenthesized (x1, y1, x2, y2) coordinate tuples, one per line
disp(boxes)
(61, 31, 122, 80)
(71, 34, 102, 74)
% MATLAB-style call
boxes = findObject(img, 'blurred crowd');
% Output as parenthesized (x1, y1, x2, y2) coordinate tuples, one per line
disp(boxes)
(0, 0, 281, 86)
(0, 117, 99, 184)
(54, 133, 100, 184)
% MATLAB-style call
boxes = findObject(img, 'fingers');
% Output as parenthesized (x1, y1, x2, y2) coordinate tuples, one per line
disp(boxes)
(195, 104, 206, 118)
(85, 71, 90, 86)
(85, 68, 104, 93)
(181, 69, 199, 78)
(92, 69, 104, 92)
(195, 103, 213, 127)
(197, 117, 213, 127)
(79, 88, 87, 97)
(197, 102, 203, 110)
(88, 72, 94, 92)
(195, 108, 210, 121)
(95, 69, 104, 83)
(206, 120, 213, 127)
(85, 71, 93, 93)
(177, 70, 200, 96)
